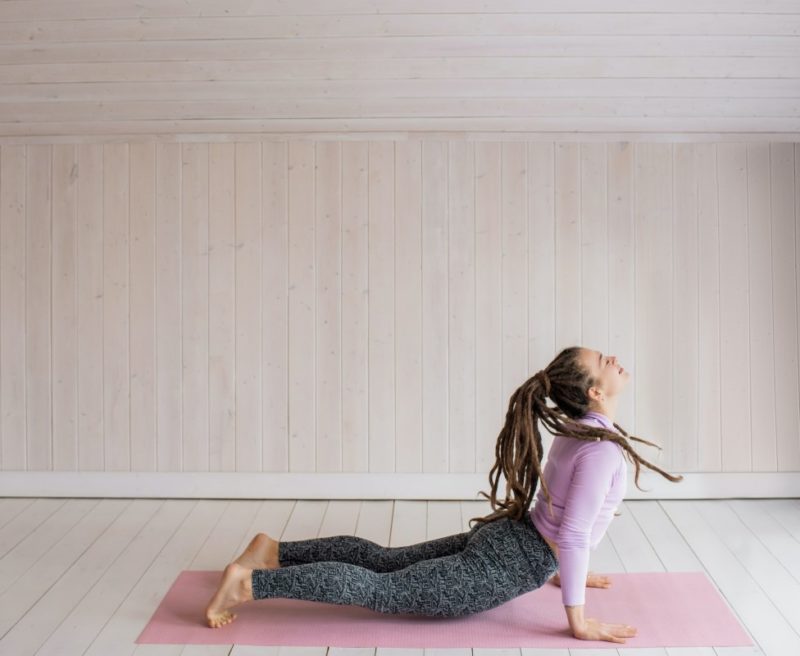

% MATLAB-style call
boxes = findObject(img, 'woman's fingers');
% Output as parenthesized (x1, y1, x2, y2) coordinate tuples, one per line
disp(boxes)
(611, 624, 637, 636)
(601, 628, 631, 643)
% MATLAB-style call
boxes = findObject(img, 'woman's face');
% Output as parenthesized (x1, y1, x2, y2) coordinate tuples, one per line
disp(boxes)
(582, 348, 630, 400)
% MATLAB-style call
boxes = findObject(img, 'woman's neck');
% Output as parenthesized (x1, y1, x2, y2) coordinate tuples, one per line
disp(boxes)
(587, 406, 616, 425)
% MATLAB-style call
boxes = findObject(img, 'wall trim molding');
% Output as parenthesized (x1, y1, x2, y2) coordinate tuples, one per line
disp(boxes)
(1, 472, 798, 499)
(2, 134, 799, 146)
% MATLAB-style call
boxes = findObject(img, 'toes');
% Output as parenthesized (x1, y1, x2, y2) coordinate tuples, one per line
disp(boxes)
(207, 610, 237, 628)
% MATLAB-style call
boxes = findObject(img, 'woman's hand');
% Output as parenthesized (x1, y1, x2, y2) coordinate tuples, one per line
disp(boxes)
(586, 572, 612, 588)
(573, 617, 638, 644)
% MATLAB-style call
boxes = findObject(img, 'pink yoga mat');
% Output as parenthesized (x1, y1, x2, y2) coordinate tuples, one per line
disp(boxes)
(135, 570, 754, 649)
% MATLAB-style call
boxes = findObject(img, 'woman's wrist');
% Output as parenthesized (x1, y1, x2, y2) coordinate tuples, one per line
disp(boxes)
(564, 604, 585, 634)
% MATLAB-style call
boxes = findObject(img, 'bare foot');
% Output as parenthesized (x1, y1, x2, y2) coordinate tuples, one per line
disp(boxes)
(234, 532, 280, 570)
(205, 562, 253, 628)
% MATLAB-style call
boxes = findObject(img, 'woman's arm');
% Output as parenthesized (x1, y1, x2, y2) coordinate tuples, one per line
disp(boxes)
(554, 442, 620, 610)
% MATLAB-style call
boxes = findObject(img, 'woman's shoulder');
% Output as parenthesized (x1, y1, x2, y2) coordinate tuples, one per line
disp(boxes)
(574, 427, 625, 461)
(557, 416, 623, 455)
(578, 415, 623, 437)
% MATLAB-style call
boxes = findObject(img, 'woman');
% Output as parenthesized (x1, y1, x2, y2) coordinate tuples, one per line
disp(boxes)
(205, 346, 683, 644)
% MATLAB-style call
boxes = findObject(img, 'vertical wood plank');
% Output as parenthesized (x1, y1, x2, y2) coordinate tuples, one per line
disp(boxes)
(155, 142, 182, 472)
(52, 144, 78, 471)
(367, 141, 395, 472)
(634, 143, 673, 470)
(421, 140, 447, 473)
(341, 141, 369, 473)
(234, 141, 262, 471)
(26, 144, 52, 470)
(717, 143, 751, 472)
(129, 143, 157, 472)
(554, 143, 581, 351)
(607, 142, 636, 431)
(209, 142, 237, 472)
(316, 141, 343, 471)
(0, 146, 26, 470)
(103, 143, 130, 471)
(474, 142, 502, 474)
(261, 140, 289, 472)
(770, 144, 800, 471)
(501, 142, 528, 414)
(447, 140, 475, 473)
(528, 141, 557, 455)
(580, 142, 608, 373)
(696, 143, 722, 472)
(288, 140, 315, 471)
(673, 143, 700, 470)
(746, 143, 777, 472)
(76, 145, 104, 471)
(395, 140, 423, 473)
(181, 143, 210, 472)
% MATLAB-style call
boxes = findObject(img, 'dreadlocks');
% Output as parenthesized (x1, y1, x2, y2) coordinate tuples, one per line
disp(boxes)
(468, 346, 684, 529)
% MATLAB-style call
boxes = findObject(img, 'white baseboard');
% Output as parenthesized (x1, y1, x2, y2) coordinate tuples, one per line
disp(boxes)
(1, 471, 799, 499)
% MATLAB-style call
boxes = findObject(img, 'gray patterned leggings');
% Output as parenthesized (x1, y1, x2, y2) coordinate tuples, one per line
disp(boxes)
(250, 512, 559, 617)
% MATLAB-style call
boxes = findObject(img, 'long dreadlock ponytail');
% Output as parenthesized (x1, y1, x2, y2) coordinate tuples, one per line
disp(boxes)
(468, 346, 684, 529)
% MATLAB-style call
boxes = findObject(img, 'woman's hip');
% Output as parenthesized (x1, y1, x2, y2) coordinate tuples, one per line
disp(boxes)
(466, 513, 559, 591)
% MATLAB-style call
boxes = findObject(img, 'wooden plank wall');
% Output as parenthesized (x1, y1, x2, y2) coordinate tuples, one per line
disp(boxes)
(0, 140, 797, 477)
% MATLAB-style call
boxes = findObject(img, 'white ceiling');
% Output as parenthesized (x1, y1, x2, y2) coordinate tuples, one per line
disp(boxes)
(1, 0, 799, 142)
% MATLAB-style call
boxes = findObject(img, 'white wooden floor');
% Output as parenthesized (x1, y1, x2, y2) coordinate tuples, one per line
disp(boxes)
(0, 497, 796, 656)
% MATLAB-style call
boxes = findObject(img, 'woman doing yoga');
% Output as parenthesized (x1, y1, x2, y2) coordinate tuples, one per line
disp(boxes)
(205, 345, 683, 643)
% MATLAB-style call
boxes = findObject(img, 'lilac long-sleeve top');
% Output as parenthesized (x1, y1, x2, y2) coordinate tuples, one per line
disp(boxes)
(529, 410, 627, 606)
